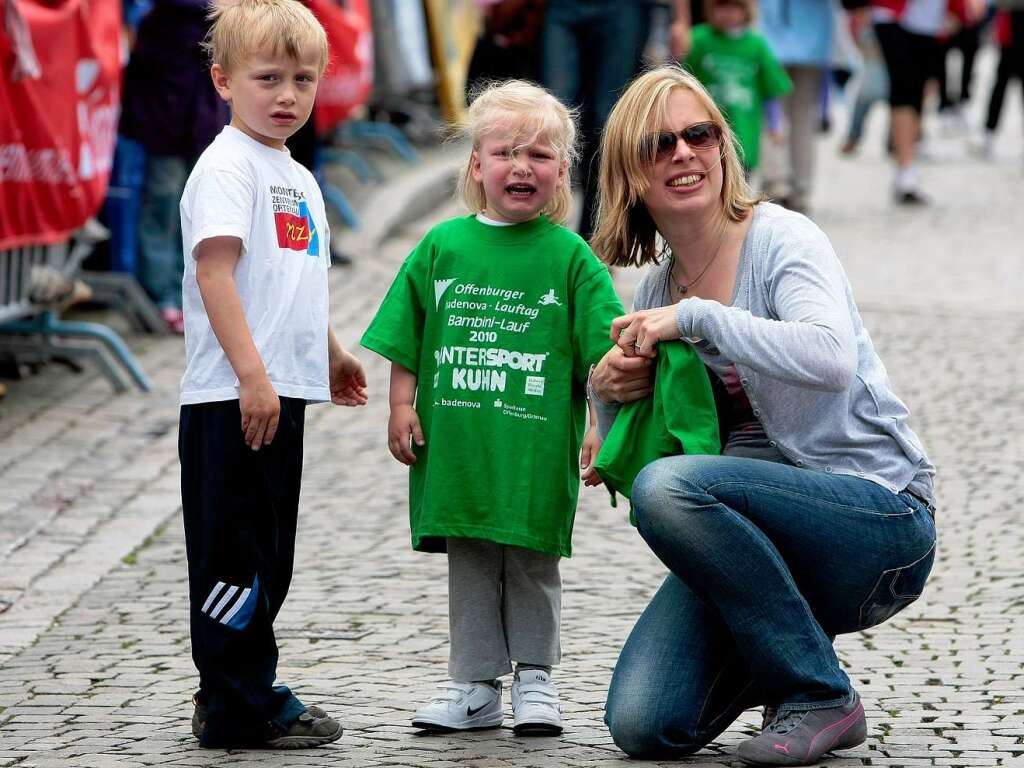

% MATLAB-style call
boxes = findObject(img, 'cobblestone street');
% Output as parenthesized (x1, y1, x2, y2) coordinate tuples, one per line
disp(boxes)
(1, 85, 1023, 766)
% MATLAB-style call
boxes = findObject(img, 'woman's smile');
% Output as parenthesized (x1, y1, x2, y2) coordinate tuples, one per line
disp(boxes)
(666, 171, 706, 191)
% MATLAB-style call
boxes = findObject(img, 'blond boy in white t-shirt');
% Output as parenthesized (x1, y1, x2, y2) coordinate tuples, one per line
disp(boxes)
(177, 0, 365, 750)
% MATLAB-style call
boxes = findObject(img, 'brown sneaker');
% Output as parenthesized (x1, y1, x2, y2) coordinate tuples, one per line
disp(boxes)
(191, 694, 334, 746)
(263, 709, 343, 749)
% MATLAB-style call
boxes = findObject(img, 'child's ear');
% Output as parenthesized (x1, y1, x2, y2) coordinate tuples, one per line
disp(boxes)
(557, 158, 568, 186)
(210, 64, 232, 103)
(470, 150, 483, 182)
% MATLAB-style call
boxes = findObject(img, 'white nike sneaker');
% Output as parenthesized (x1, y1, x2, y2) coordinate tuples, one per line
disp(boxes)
(411, 680, 504, 732)
(511, 669, 562, 735)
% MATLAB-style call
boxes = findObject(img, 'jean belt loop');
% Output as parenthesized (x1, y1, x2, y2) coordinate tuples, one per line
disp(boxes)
(904, 489, 936, 517)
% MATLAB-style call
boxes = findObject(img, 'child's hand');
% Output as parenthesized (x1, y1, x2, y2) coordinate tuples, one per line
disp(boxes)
(580, 426, 604, 487)
(388, 404, 425, 465)
(330, 349, 369, 406)
(239, 373, 280, 450)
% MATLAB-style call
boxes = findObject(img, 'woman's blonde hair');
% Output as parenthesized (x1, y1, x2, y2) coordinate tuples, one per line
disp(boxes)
(591, 66, 763, 268)
(456, 80, 578, 225)
(205, 0, 329, 75)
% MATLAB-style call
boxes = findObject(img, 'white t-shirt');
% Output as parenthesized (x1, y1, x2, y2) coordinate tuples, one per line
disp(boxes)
(179, 125, 331, 405)
(900, 0, 946, 34)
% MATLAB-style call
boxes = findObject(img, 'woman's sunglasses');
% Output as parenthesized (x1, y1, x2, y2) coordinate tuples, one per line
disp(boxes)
(645, 122, 723, 161)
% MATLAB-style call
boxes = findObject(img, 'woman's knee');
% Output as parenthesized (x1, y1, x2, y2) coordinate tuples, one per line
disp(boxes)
(605, 702, 704, 759)
(631, 456, 711, 538)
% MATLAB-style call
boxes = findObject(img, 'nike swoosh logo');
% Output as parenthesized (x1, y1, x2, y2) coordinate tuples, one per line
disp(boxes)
(466, 704, 488, 717)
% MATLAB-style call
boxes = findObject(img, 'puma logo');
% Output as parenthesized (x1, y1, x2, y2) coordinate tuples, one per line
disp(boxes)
(773, 742, 791, 754)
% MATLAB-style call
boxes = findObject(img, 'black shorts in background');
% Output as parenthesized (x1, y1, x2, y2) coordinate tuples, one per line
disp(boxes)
(874, 22, 941, 113)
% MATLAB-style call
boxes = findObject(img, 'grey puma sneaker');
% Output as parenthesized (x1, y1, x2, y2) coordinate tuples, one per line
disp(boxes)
(737, 693, 866, 766)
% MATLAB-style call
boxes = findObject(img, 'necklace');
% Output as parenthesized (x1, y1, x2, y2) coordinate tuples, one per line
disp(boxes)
(670, 224, 728, 295)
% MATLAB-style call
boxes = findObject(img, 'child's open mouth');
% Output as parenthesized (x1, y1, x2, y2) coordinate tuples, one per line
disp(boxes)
(506, 183, 536, 198)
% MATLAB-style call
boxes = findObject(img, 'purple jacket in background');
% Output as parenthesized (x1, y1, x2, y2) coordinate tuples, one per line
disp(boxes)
(119, 0, 229, 158)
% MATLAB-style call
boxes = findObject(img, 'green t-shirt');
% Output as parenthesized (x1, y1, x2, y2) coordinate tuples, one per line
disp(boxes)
(361, 215, 624, 557)
(685, 25, 792, 170)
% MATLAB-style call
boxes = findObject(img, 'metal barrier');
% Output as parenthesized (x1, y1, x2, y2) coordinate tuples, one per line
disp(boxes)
(0, 237, 153, 393)
(0, 243, 61, 325)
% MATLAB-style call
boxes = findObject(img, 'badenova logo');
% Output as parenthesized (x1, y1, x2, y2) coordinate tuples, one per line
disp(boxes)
(434, 278, 457, 308)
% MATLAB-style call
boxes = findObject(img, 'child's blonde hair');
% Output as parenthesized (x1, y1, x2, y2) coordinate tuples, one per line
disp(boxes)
(592, 66, 763, 267)
(456, 80, 578, 225)
(205, 0, 329, 75)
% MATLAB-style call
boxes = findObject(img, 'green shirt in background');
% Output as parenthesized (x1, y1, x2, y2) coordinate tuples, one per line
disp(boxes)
(361, 215, 624, 557)
(685, 24, 792, 171)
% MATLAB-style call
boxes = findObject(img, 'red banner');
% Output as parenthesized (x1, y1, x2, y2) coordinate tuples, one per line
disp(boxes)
(308, 0, 373, 135)
(0, 0, 121, 250)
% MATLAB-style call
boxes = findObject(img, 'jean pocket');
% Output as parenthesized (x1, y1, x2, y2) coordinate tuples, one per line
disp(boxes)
(857, 541, 936, 630)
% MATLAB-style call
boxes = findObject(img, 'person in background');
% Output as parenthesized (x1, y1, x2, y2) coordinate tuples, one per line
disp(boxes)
(466, 0, 547, 93)
(841, 11, 889, 154)
(541, 0, 651, 240)
(979, 3, 1024, 159)
(756, 0, 833, 214)
(684, 0, 792, 177)
(119, 0, 229, 333)
(871, 0, 983, 204)
(935, 0, 991, 131)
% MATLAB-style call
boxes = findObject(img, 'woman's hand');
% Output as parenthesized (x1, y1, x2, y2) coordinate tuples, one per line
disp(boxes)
(591, 345, 654, 404)
(610, 305, 684, 359)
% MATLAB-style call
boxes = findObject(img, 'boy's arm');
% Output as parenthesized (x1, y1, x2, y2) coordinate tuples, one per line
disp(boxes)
(387, 363, 423, 465)
(327, 327, 368, 406)
(195, 236, 279, 450)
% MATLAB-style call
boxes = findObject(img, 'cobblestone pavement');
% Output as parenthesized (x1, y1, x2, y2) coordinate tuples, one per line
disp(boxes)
(1, 72, 1023, 766)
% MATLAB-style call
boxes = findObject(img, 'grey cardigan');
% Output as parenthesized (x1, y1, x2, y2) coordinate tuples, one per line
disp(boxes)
(593, 203, 935, 501)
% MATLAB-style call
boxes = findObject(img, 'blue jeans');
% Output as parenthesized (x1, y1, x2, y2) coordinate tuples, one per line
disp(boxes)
(604, 455, 936, 758)
(138, 154, 188, 310)
(846, 59, 889, 143)
(541, 0, 648, 239)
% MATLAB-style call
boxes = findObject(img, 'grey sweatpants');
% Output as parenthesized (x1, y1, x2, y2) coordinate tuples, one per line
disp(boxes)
(447, 538, 562, 682)
(760, 64, 824, 210)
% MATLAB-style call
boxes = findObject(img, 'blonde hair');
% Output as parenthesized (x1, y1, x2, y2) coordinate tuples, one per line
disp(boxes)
(591, 66, 763, 268)
(206, 0, 329, 75)
(456, 80, 578, 225)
